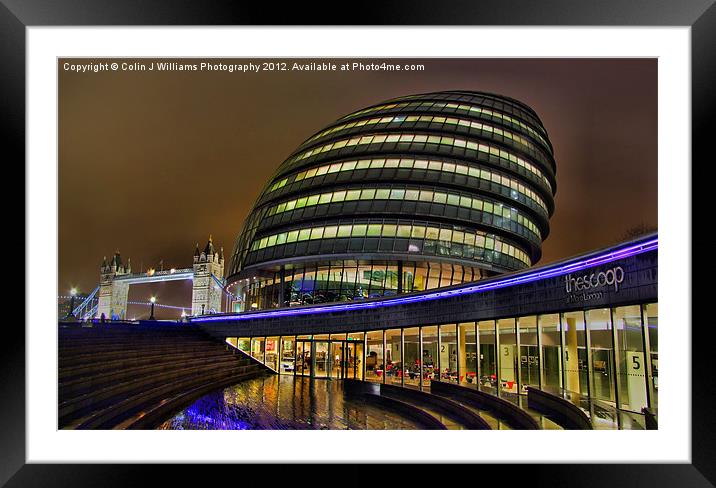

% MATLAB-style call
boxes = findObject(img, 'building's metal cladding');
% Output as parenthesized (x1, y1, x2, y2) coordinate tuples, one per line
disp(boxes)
(228, 91, 557, 310)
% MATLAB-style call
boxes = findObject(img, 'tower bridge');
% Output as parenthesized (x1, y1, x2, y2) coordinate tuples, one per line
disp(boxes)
(79, 236, 229, 320)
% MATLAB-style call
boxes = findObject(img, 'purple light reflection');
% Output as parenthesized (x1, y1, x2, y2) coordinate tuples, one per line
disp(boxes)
(193, 236, 657, 323)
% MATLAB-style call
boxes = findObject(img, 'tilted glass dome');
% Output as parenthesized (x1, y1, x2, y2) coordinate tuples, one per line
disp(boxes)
(227, 90, 556, 310)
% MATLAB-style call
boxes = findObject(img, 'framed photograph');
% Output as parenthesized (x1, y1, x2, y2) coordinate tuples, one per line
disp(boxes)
(6, 0, 711, 484)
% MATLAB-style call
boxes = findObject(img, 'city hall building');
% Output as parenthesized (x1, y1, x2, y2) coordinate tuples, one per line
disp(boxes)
(194, 91, 658, 419)
(227, 91, 555, 310)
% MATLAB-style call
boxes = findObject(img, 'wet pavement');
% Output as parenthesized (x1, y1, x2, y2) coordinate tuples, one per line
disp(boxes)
(157, 375, 423, 430)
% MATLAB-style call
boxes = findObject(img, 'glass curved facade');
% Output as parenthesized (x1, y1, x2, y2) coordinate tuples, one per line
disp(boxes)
(228, 90, 557, 310)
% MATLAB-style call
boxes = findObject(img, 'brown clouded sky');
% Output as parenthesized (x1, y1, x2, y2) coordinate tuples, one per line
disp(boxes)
(59, 58, 656, 317)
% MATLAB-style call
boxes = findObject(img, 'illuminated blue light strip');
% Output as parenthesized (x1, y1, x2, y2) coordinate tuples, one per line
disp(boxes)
(193, 236, 657, 323)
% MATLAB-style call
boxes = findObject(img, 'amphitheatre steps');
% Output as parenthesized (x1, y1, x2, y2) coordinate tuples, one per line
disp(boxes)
(58, 322, 271, 429)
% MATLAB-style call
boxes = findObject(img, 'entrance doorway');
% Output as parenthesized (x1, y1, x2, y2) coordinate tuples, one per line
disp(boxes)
(296, 340, 312, 376)
(343, 340, 364, 380)
(285, 339, 364, 380)
(330, 342, 344, 379)
(313, 341, 329, 378)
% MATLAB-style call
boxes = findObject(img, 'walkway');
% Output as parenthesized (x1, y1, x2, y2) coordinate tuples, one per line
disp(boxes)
(158, 375, 424, 430)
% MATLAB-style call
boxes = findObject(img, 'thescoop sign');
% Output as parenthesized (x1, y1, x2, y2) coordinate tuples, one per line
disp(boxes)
(565, 266, 625, 301)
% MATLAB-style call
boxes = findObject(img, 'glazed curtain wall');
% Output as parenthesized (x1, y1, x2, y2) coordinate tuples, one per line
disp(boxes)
(240, 261, 484, 309)
(227, 91, 557, 293)
(225, 301, 658, 414)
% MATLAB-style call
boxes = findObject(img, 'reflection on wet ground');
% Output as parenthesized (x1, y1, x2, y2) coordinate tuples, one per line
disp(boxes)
(158, 375, 423, 430)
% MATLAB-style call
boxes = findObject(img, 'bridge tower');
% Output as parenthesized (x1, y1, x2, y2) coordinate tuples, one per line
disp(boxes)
(96, 251, 131, 320)
(191, 236, 225, 315)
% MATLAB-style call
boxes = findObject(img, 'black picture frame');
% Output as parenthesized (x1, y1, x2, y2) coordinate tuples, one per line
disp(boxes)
(4, 0, 711, 484)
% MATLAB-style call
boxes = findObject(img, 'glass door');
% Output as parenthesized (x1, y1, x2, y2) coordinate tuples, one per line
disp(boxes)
(355, 342, 364, 380)
(330, 341, 344, 379)
(313, 341, 329, 378)
(296, 340, 312, 376)
(344, 341, 364, 380)
(280, 337, 295, 374)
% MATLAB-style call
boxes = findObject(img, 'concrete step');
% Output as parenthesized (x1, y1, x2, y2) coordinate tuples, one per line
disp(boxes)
(430, 381, 540, 430)
(59, 325, 203, 334)
(120, 370, 268, 430)
(360, 393, 447, 430)
(59, 344, 228, 367)
(431, 391, 512, 430)
(59, 355, 249, 401)
(69, 368, 269, 430)
(59, 348, 237, 381)
(379, 384, 490, 430)
(58, 327, 206, 340)
(59, 340, 219, 356)
(59, 362, 265, 424)
(57, 325, 274, 430)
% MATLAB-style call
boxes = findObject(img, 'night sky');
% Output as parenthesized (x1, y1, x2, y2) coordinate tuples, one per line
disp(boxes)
(59, 58, 657, 318)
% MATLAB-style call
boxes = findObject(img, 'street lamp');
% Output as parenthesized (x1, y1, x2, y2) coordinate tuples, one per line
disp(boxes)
(149, 296, 157, 320)
(66, 288, 78, 320)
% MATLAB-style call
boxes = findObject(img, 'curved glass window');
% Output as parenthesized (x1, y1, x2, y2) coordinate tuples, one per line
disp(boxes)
(266, 158, 549, 215)
(286, 133, 552, 192)
(249, 222, 531, 266)
(336, 100, 551, 149)
(263, 186, 542, 239)
(302, 113, 549, 160)
(386, 92, 547, 134)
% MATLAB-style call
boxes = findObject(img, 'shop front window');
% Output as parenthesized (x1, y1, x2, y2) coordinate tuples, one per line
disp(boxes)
(539, 314, 562, 391)
(330, 333, 346, 379)
(251, 337, 266, 363)
(403, 327, 421, 388)
(347, 332, 364, 380)
(440, 324, 458, 383)
(518, 316, 539, 392)
(478, 320, 497, 393)
(421, 325, 439, 388)
(586, 308, 615, 403)
(265, 336, 280, 371)
(329, 341, 344, 379)
(365, 330, 384, 383)
(562, 311, 588, 396)
(296, 335, 312, 376)
(613, 305, 648, 412)
(237, 337, 251, 353)
(313, 334, 329, 378)
(497, 318, 518, 395)
(385, 329, 403, 386)
(280, 336, 295, 374)
(643, 303, 658, 408)
(459, 322, 477, 385)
